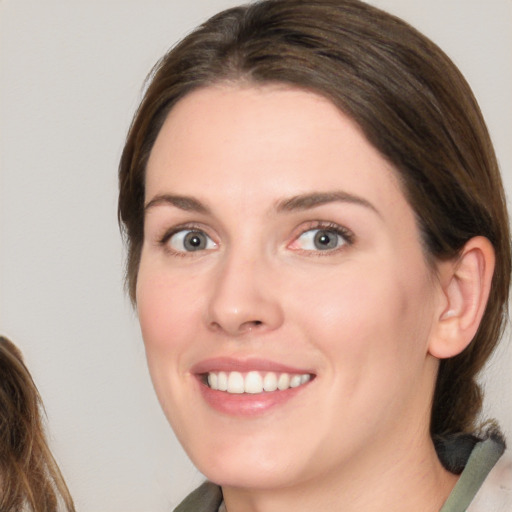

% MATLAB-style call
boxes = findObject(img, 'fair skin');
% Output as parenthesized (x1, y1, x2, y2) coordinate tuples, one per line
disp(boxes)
(136, 84, 493, 512)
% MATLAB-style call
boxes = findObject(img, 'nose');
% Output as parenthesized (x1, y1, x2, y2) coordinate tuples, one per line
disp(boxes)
(205, 249, 284, 337)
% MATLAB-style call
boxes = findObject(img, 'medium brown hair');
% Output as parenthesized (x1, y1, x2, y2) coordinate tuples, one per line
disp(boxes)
(0, 336, 75, 512)
(118, 0, 510, 438)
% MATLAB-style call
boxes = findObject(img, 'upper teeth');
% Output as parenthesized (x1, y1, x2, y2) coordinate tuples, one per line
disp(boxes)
(207, 371, 311, 394)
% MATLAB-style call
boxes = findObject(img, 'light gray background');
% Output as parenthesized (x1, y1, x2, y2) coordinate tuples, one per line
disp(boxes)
(1, 1, 511, 510)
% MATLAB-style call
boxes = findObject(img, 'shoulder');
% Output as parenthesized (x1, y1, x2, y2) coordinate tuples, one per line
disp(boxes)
(440, 428, 510, 512)
(173, 481, 223, 512)
(468, 449, 512, 512)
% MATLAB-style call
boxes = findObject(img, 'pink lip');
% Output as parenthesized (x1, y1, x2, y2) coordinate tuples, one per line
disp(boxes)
(191, 357, 315, 417)
(191, 357, 313, 375)
(198, 383, 310, 416)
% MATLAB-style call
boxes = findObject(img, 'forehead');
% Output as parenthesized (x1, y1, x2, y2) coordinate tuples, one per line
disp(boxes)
(145, 84, 408, 216)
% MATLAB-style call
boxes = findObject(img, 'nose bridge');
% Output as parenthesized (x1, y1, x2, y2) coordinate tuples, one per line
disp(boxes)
(205, 241, 283, 336)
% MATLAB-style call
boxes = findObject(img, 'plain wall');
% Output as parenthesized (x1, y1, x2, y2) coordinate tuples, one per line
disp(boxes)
(1, 1, 511, 510)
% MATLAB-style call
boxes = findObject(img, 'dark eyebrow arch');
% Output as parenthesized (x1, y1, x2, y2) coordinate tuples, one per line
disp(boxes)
(276, 191, 380, 216)
(144, 194, 210, 214)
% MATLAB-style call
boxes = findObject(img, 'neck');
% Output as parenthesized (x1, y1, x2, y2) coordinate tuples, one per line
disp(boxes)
(221, 429, 458, 512)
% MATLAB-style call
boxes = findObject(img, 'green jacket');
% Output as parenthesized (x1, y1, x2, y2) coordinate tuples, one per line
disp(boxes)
(174, 436, 506, 512)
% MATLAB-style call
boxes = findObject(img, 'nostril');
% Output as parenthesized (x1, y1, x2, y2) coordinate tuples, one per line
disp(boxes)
(241, 320, 263, 333)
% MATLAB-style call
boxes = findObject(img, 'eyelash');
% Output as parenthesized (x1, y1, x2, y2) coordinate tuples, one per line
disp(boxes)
(158, 223, 215, 256)
(156, 221, 355, 256)
(289, 221, 355, 255)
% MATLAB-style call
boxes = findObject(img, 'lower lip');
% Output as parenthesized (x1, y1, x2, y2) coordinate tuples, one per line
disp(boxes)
(197, 379, 312, 417)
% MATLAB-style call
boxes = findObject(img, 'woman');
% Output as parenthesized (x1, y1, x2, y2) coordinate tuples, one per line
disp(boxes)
(0, 336, 75, 512)
(118, 1, 509, 510)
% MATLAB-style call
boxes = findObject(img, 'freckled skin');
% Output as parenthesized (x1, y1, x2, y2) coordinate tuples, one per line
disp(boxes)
(136, 85, 456, 511)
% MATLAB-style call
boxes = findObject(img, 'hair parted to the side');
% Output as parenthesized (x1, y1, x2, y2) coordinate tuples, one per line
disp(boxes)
(0, 336, 75, 512)
(118, 0, 510, 439)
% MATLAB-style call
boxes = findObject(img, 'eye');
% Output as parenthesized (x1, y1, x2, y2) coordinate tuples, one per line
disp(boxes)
(167, 229, 216, 253)
(293, 226, 350, 252)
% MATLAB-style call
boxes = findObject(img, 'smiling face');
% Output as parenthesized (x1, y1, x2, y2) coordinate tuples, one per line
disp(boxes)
(137, 85, 445, 490)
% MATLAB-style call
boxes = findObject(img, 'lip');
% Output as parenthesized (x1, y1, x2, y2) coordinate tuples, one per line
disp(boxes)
(191, 357, 316, 417)
(191, 357, 314, 375)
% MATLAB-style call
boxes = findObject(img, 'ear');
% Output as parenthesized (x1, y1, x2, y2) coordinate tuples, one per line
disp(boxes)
(428, 236, 495, 359)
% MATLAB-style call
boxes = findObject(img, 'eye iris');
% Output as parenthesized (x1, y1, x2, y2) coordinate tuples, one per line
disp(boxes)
(314, 230, 338, 250)
(184, 231, 206, 251)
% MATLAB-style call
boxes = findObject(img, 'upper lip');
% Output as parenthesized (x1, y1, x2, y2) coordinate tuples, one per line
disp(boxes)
(191, 357, 315, 375)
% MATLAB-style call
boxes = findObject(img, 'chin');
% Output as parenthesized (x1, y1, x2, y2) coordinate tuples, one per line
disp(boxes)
(186, 436, 307, 490)
(200, 458, 301, 490)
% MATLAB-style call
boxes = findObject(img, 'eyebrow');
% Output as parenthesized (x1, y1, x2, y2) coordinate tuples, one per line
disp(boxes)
(144, 190, 380, 217)
(144, 194, 210, 214)
(276, 191, 380, 216)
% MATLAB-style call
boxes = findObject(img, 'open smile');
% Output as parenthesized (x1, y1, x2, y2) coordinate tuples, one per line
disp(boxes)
(205, 370, 312, 394)
(193, 359, 316, 415)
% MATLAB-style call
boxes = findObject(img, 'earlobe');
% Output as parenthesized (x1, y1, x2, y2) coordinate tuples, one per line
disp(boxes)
(429, 236, 495, 359)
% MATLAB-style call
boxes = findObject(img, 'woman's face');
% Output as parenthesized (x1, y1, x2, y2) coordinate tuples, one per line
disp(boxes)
(137, 85, 444, 489)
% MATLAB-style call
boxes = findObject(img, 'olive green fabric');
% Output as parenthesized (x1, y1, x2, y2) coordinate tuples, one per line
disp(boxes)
(173, 438, 505, 512)
(173, 481, 222, 512)
(440, 437, 505, 512)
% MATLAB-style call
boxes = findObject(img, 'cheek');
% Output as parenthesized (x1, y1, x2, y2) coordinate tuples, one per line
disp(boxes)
(135, 261, 205, 399)
(136, 262, 199, 415)
(288, 257, 434, 371)
(137, 260, 197, 346)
